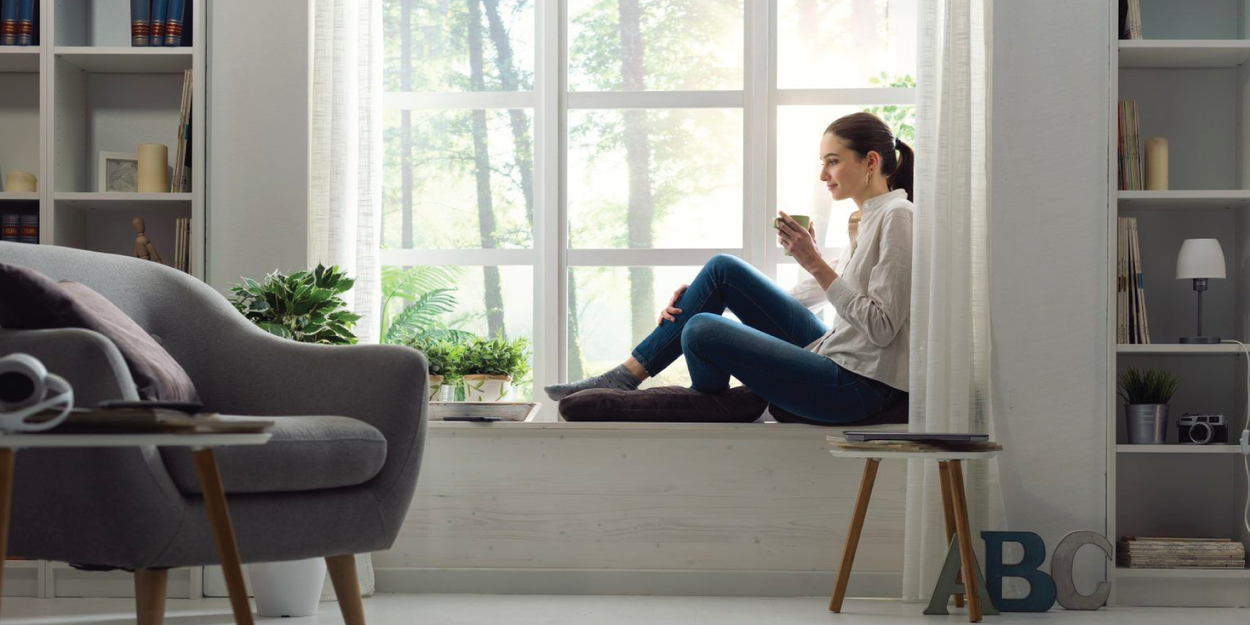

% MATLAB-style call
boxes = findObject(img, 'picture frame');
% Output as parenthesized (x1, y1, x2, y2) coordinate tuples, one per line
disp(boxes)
(97, 152, 139, 193)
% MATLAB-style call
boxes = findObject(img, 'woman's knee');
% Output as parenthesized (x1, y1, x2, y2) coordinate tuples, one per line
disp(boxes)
(680, 313, 724, 351)
(707, 253, 748, 275)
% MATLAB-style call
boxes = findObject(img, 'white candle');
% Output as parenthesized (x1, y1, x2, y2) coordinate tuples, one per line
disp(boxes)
(137, 143, 169, 193)
(5, 170, 35, 192)
(1145, 137, 1168, 191)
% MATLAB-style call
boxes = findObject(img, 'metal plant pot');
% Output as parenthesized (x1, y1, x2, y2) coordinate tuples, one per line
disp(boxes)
(1125, 404, 1168, 444)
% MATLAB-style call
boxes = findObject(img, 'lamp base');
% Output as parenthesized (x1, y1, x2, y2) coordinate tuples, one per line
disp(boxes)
(1179, 336, 1222, 344)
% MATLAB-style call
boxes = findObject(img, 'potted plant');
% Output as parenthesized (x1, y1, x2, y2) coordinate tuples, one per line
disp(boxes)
(459, 332, 532, 402)
(228, 264, 363, 617)
(1117, 367, 1180, 444)
(406, 336, 463, 401)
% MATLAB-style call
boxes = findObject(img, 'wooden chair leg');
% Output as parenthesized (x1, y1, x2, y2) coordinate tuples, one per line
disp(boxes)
(948, 460, 982, 623)
(192, 448, 254, 625)
(828, 458, 880, 613)
(134, 569, 169, 625)
(0, 448, 14, 616)
(938, 462, 965, 608)
(327, 554, 367, 625)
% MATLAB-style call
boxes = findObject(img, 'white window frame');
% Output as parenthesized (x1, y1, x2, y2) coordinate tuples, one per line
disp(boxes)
(381, 0, 916, 421)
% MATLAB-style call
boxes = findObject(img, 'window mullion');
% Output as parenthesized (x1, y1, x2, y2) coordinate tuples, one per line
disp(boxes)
(533, 0, 566, 418)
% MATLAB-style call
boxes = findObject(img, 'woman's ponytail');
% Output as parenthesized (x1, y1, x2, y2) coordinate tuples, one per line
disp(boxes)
(889, 139, 914, 203)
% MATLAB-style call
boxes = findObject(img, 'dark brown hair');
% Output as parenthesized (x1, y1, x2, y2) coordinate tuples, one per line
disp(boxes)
(825, 112, 914, 202)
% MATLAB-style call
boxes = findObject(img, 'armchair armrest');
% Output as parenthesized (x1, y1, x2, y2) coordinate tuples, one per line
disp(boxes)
(0, 328, 139, 406)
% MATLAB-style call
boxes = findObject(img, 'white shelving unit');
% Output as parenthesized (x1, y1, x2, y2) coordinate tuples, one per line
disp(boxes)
(0, 0, 206, 279)
(0, 0, 206, 600)
(1107, 0, 1250, 609)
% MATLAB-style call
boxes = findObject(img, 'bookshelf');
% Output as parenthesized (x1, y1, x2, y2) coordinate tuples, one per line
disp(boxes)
(1107, 0, 1250, 608)
(0, 0, 205, 279)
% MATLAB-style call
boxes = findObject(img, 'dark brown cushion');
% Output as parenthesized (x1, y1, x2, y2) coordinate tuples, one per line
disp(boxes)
(769, 393, 909, 426)
(559, 385, 767, 423)
(0, 263, 199, 402)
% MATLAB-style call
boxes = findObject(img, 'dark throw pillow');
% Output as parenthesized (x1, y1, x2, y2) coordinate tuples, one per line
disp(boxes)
(559, 385, 767, 423)
(0, 262, 199, 402)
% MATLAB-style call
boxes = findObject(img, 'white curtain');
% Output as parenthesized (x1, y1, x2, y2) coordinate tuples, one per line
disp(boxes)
(309, 0, 382, 594)
(310, 0, 383, 346)
(902, 0, 1006, 602)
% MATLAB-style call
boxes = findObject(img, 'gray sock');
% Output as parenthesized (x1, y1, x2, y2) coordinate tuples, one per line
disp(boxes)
(544, 364, 642, 400)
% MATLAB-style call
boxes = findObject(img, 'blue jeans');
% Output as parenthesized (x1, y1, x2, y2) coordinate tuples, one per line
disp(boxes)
(630, 254, 905, 424)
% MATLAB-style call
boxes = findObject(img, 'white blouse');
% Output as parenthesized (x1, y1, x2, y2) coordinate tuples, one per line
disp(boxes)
(787, 188, 912, 392)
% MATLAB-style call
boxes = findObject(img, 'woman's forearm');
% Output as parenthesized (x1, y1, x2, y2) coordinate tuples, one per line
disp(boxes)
(806, 259, 839, 291)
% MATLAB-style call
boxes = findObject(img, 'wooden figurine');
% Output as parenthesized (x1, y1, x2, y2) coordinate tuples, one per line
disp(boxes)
(132, 216, 163, 263)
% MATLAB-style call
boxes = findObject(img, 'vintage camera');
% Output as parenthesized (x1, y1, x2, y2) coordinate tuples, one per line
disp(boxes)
(1178, 413, 1228, 445)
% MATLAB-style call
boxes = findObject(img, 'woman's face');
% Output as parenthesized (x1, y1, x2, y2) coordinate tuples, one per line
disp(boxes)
(819, 132, 877, 202)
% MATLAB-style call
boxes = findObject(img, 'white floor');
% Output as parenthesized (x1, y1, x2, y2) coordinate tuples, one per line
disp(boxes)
(1, 595, 1247, 625)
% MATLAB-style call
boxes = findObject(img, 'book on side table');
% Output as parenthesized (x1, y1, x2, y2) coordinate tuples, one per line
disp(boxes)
(26, 407, 275, 434)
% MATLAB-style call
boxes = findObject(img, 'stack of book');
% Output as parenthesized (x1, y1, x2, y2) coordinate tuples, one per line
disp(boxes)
(0, 213, 36, 244)
(0, 0, 36, 46)
(1117, 537, 1246, 569)
(130, 0, 188, 47)
(1118, 100, 1143, 191)
(172, 69, 192, 192)
(1117, 216, 1150, 344)
(1120, 0, 1143, 40)
(827, 435, 1001, 454)
(173, 216, 191, 272)
(33, 407, 274, 434)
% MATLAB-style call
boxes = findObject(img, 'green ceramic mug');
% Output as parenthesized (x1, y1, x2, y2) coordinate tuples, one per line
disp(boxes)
(774, 214, 811, 256)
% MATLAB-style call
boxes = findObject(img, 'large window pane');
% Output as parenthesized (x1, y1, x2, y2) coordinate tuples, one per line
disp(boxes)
(775, 104, 915, 253)
(568, 109, 743, 249)
(382, 265, 535, 400)
(384, 0, 534, 92)
(382, 109, 534, 250)
(569, 266, 749, 391)
(777, 0, 917, 90)
(567, 0, 743, 91)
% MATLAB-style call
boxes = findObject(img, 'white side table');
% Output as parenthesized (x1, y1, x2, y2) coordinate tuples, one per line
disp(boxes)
(0, 432, 271, 625)
(827, 447, 1001, 623)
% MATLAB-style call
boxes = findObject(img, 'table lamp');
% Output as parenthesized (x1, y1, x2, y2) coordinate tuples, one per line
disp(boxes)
(1176, 238, 1225, 344)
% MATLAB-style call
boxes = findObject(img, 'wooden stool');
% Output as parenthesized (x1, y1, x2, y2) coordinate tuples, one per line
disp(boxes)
(826, 448, 1001, 623)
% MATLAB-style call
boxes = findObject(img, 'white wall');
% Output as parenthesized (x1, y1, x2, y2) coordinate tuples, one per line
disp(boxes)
(989, 0, 1109, 592)
(206, 0, 310, 293)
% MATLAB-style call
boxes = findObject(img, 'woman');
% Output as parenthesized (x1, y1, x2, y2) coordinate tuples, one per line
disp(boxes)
(545, 111, 914, 424)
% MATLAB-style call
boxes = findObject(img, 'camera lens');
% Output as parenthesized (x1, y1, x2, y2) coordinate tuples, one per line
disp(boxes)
(1190, 421, 1214, 445)
(0, 371, 35, 405)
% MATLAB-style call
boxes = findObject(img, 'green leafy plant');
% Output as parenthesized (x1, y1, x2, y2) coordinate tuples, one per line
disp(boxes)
(406, 336, 464, 381)
(864, 72, 917, 146)
(458, 331, 532, 382)
(1117, 368, 1180, 405)
(380, 266, 476, 345)
(229, 264, 361, 345)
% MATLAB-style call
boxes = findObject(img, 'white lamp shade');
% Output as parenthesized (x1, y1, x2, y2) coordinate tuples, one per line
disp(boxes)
(1176, 238, 1226, 279)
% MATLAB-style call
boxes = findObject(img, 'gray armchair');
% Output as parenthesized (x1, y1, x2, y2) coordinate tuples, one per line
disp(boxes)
(0, 242, 428, 624)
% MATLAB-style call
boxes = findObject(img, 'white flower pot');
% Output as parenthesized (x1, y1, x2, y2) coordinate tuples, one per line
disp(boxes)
(428, 375, 444, 401)
(249, 558, 327, 617)
(462, 374, 512, 401)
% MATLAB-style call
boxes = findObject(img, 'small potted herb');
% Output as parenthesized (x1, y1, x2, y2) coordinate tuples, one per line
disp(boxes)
(459, 332, 532, 401)
(1118, 367, 1180, 444)
(406, 336, 463, 401)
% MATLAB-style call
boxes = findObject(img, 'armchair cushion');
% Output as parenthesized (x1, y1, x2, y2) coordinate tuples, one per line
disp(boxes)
(0, 262, 198, 402)
(160, 415, 388, 494)
(559, 385, 767, 422)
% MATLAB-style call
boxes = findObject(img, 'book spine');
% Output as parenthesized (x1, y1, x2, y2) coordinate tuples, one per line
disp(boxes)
(164, 0, 185, 46)
(15, 0, 31, 46)
(131, 0, 151, 46)
(1, 0, 18, 46)
(17, 213, 36, 244)
(151, 0, 168, 47)
(0, 214, 18, 242)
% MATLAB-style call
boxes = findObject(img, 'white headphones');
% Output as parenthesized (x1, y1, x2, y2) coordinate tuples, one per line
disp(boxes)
(0, 354, 74, 432)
